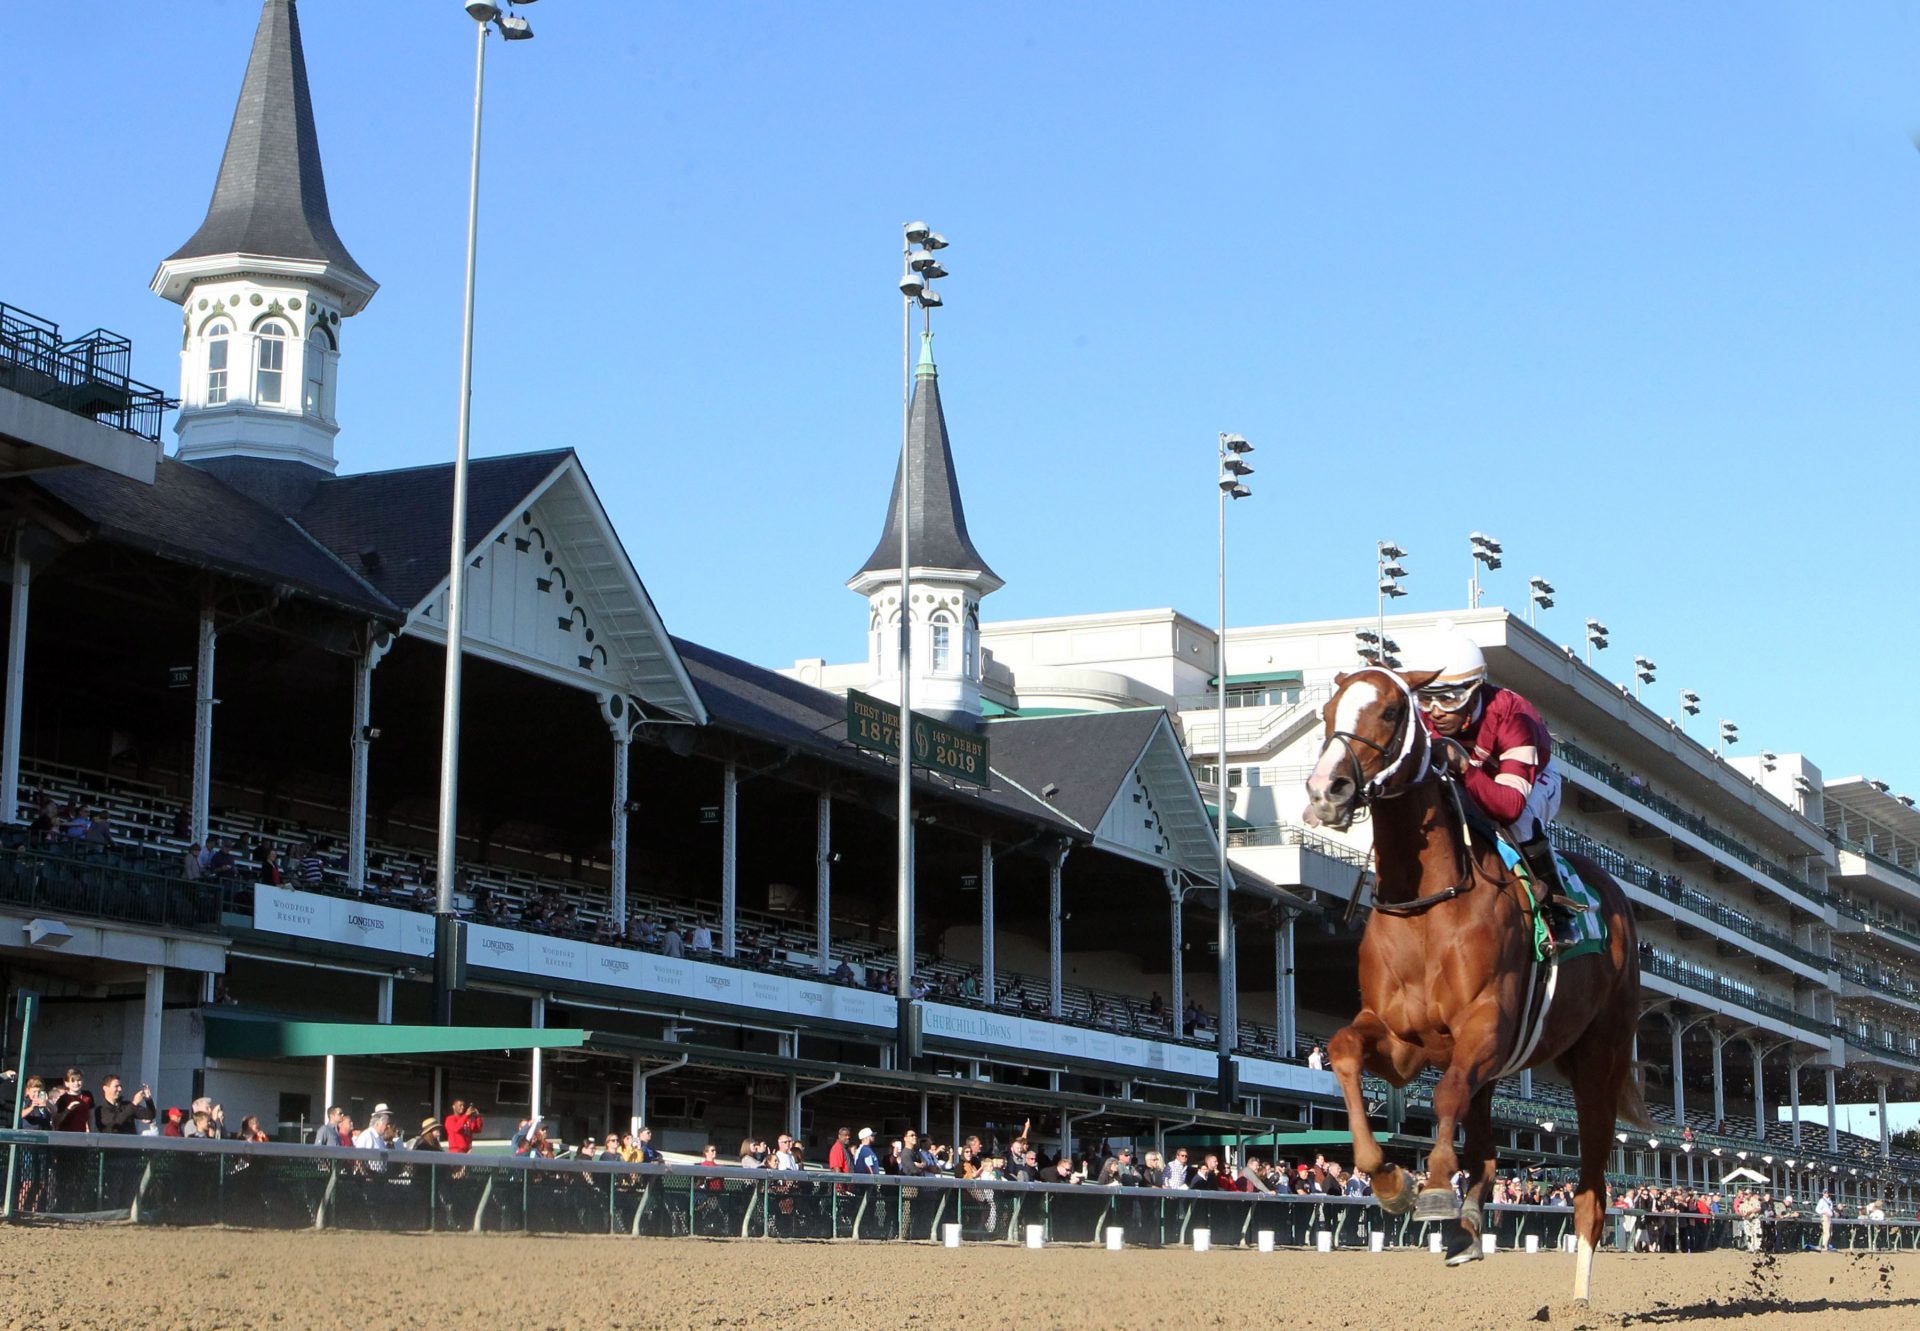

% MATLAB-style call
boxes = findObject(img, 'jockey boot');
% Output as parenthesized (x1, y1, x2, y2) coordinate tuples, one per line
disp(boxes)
(1518, 829, 1578, 955)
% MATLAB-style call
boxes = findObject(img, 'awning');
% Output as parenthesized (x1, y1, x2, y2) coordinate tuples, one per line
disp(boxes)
(203, 1015, 592, 1060)
(1203, 802, 1255, 832)
(1206, 671, 1304, 688)
(1168, 1128, 1358, 1150)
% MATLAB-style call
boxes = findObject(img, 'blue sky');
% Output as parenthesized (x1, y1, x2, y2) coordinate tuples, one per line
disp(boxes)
(3, 2, 1916, 791)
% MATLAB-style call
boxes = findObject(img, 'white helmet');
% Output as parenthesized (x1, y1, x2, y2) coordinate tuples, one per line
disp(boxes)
(1418, 631, 1487, 713)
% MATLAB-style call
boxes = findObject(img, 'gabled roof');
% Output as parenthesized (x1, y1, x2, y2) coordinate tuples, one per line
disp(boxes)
(852, 335, 999, 587)
(987, 708, 1228, 879)
(297, 450, 571, 610)
(674, 638, 1076, 835)
(26, 455, 395, 618)
(164, 0, 373, 295)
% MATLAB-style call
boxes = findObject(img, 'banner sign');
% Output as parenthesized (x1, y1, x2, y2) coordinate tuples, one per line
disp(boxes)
(846, 689, 989, 787)
(918, 1002, 1341, 1097)
(253, 887, 435, 958)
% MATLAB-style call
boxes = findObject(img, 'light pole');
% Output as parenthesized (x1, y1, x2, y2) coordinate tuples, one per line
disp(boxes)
(1679, 689, 1701, 734)
(434, 0, 538, 1026)
(893, 221, 947, 1070)
(1377, 541, 1407, 666)
(1526, 576, 1554, 627)
(1216, 432, 1253, 1105)
(1583, 617, 1609, 667)
(1468, 532, 1502, 609)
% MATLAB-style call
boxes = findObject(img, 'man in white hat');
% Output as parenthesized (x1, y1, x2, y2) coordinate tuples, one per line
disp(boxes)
(851, 1127, 882, 1175)
(1416, 629, 1574, 951)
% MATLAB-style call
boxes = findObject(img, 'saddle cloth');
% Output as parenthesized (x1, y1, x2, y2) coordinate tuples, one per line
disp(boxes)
(1494, 838, 1608, 963)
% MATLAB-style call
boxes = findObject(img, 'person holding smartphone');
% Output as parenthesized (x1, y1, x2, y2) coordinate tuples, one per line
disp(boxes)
(93, 1075, 155, 1134)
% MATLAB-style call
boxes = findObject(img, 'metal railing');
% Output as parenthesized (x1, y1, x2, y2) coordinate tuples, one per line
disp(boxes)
(0, 842, 223, 932)
(0, 300, 175, 441)
(7, 1133, 1913, 1252)
(1553, 738, 1820, 906)
(1639, 950, 1838, 1041)
(1828, 830, 1920, 891)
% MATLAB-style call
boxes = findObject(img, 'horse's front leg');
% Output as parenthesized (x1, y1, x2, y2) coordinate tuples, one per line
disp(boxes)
(1415, 1003, 1507, 1226)
(1329, 1009, 1426, 1214)
(1444, 1083, 1499, 1265)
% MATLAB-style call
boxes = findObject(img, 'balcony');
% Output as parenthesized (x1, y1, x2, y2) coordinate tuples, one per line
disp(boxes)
(1554, 737, 1824, 912)
(0, 300, 174, 442)
(1830, 894, 1920, 959)
(1549, 823, 1828, 976)
(0, 843, 223, 933)
(1639, 948, 1836, 1041)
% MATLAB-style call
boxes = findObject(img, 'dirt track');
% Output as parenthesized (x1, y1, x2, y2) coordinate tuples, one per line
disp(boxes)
(0, 1228, 1910, 1330)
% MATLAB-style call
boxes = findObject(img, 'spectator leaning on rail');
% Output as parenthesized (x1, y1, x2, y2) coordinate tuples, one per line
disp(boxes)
(1412, 629, 1578, 953)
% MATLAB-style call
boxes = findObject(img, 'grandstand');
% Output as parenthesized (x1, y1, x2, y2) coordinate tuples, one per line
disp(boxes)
(3, 0, 1917, 1228)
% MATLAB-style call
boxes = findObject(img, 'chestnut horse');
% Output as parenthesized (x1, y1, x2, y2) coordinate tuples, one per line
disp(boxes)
(1303, 667, 1648, 1305)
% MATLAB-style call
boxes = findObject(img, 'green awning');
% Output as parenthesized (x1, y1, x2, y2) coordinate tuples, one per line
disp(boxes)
(1206, 671, 1304, 688)
(1203, 802, 1255, 831)
(1168, 1128, 1359, 1150)
(203, 1016, 592, 1060)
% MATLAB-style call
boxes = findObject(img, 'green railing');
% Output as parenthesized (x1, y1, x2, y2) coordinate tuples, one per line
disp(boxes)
(1831, 894, 1920, 952)
(0, 843, 222, 932)
(1829, 831, 1920, 891)
(1553, 739, 1820, 905)
(7, 1132, 1912, 1252)
(1640, 951, 1839, 1040)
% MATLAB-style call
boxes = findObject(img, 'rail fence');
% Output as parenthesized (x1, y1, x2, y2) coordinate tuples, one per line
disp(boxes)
(3, 1132, 1916, 1253)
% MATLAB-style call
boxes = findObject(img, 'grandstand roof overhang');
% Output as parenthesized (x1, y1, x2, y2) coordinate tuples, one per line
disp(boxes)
(1089, 713, 1229, 880)
(402, 455, 705, 724)
(204, 1015, 591, 1059)
(1825, 777, 1920, 844)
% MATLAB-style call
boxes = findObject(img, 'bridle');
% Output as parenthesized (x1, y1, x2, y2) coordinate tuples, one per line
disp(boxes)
(1319, 669, 1430, 813)
(1316, 670, 1499, 919)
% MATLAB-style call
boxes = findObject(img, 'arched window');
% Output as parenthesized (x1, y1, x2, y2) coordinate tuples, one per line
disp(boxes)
(205, 320, 231, 405)
(883, 610, 905, 676)
(255, 320, 288, 405)
(930, 611, 953, 673)
(304, 329, 332, 418)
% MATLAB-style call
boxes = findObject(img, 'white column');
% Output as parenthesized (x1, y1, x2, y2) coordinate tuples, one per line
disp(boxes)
(1221, 905, 1238, 1051)
(347, 642, 377, 892)
(1279, 911, 1297, 1055)
(323, 1054, 336, 1117)
(814, 794, 831, 972)
(1879, 1081, 1891, 1159)
(1826, 1067, 1839, 1152)
(609, 721, 631, 924)
(1047, 847, 1065, 1018)
(140, 965, 164, 1096)
(1520, 1069, 1533, 1099)
(1, 550, 28, 822)
(629, 1055, 647, 1136)
(979, 841, 995, 1001)
(720, 761, 738, 958)
(376, 975, 394, 1024)
(1710, 1028, 1727, 1126)
(1672, 1017, 1687, 1126)
(530, 995, 546, 1122)
(1751, 1040, 1766, 1141)
(190, 603, 216, 846)
(1166, 872, 1184, 1030)
(1789, 1059, 1803, 1149)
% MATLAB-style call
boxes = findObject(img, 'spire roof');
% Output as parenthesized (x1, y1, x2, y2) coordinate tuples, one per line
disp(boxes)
(165, 0, 372, 293)
(853, 332, 1001, 588)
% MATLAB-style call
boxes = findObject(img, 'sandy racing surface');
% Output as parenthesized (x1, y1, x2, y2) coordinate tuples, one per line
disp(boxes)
(0, 1228, 1910, 1330)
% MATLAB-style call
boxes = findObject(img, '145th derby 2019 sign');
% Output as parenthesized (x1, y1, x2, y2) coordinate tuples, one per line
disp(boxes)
(845, 689, 990, 788)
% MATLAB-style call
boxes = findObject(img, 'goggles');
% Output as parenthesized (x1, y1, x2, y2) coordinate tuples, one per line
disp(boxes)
(1416, 681, 1481, 714)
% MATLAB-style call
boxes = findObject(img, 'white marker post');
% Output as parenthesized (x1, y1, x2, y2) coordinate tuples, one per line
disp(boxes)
(942, 1223, 961, 1248)
(1316, 1230, 1334, 1253)
(1525, 1234, 1540, 1255)
(1370, 1231, 1386, 1252)
(1257, 1230, 1275, 1253)
(1193, 1228, 1211, 1252)
(1026, 1224, 1045, 1249)
(1105, 1227, 1124, 1251)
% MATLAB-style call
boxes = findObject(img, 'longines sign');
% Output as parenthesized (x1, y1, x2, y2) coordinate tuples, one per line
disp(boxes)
(845, 689, 990, 787)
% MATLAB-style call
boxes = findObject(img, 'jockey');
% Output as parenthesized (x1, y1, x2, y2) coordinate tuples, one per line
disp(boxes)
(1413, 631, 1576, 952)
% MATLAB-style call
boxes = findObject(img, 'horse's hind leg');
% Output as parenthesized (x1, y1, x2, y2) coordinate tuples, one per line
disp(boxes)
(1329, 1010, 1424, 1214)
(1562, 995, 1636, 1305)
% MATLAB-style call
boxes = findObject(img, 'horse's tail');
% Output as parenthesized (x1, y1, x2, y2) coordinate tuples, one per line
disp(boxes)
(1617, 1061, 1655, 1132)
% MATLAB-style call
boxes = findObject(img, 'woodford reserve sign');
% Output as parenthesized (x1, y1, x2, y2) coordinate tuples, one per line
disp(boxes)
(845, 689, 990, 787)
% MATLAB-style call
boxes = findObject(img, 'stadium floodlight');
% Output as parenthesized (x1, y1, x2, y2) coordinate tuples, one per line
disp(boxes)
(1468, 532, 1502, 608)
(1762, 750, 1778, 773)
(1678, 689, 1701, 735)
(1354, 627, 1383, 665)
(1632, 655, 1656, 699)
(1372, 540, 1409, 678)
(1719, 719, 1739, 751)
(1526, 575, 1555, 626)
(436, 0, 547, 1027)
(1583, 618, 1609, 664)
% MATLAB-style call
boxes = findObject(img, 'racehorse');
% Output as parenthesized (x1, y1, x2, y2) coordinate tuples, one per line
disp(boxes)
(1302, 667, 1649, 1305)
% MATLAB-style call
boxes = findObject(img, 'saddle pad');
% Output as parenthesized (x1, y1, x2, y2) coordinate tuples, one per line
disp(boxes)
(1494, 838, 1608, 963)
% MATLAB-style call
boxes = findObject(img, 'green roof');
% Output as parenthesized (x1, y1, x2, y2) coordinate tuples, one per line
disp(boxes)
(1203, 802, 1255, 831)
(1207, 671, 1304, 688)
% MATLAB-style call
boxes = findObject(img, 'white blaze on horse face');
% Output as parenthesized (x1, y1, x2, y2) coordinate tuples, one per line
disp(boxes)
(1309, 676, 1384, 799)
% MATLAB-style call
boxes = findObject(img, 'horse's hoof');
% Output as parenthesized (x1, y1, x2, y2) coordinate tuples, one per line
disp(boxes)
(1374, 1172, 1415, 1216)
(1412, 1189, 1463, 1223)
(1445, 1241, 1484, 1267)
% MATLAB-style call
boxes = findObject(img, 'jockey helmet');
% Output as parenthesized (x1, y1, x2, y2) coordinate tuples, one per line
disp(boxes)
(1415, 631, 1487, 714)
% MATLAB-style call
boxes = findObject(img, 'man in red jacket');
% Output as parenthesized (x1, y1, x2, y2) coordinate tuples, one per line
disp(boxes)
(1416, 631, 1574, 951)
(443, 1099, 484, 1154)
